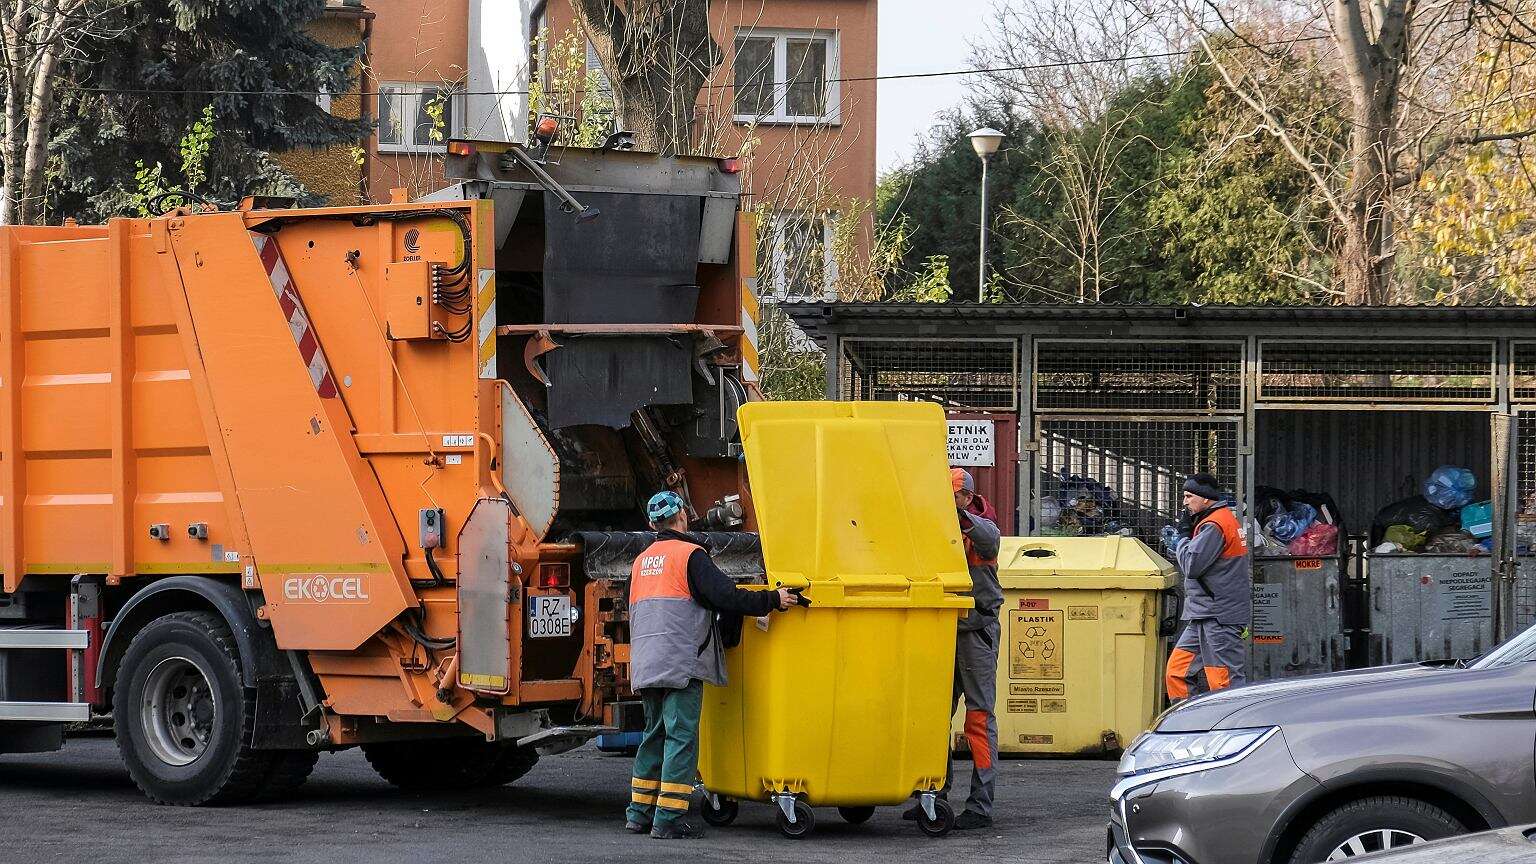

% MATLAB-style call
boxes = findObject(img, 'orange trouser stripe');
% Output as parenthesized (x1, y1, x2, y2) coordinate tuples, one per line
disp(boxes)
(659, 781, 695, 795)
(632, 790, 658, 805)
(964, 709, 993, 770)
(1165, 648, 1196, 700)
(631, 777, 660, 790)
(657, 794, 691, 811)
(1205, 665, 1232, 691)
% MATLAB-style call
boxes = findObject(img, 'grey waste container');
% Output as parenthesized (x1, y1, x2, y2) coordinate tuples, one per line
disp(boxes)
(1367, 553, 1495, 665)
(1249, 554, 1349, 682)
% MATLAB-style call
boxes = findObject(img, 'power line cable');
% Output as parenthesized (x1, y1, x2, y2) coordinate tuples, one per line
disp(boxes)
(64, 33, 1333, 99)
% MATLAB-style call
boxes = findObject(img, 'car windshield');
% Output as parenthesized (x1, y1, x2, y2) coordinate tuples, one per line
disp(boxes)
(1470, 623, 1536, 669)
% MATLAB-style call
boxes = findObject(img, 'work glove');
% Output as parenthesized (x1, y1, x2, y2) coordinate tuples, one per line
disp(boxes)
(1161, 525, 1191, 557)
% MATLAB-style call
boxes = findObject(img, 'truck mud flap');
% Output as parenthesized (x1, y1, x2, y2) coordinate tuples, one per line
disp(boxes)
(572, 531, 763, 581)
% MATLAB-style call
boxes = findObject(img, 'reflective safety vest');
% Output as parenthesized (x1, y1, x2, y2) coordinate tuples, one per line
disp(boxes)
(628, 539, 725, 690)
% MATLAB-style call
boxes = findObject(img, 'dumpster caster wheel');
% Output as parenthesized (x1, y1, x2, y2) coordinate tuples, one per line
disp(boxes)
(776, 798, 815, 839)
(918, 798, 954, 838)
(838, 806, 876, 825)
(702, 795, 739, 827)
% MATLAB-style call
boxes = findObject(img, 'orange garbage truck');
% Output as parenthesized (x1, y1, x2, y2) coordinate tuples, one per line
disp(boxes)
(0, 141, 762, 804)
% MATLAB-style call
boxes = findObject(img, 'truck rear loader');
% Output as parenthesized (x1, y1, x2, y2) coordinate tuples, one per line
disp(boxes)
(0, 141, 761, 803)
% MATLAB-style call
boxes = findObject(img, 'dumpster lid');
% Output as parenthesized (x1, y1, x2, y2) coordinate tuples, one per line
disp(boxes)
(738, 401, 971, 594)
(997, 537, 1177, 590)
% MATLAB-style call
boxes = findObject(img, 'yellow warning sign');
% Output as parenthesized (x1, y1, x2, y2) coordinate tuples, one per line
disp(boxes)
(1011, 610, 1064, 680)
(1007, 698, 1039, 713)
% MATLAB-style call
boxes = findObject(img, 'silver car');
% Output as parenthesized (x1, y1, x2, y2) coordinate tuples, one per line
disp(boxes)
(1108, 625, 1536, 864)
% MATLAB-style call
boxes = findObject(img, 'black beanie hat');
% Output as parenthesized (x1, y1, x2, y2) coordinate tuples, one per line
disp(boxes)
(1184, 473, 1223, 501)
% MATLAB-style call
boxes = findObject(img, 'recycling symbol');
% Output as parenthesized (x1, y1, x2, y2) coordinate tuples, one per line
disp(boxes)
(1018, 625, 1057, 660)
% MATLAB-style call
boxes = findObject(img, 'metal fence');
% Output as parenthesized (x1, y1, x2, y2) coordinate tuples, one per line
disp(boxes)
(1036, 418, 1241, 545)
(1513, 343, 1536, 402)
(838, 338, 1019, 410)
(1517, 412, 1536, 630)
(1034, 340, 1243, 413)
(1258, 340, 1497, 402)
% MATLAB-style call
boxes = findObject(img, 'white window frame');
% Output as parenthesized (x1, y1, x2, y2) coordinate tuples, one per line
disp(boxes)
(767, 211, 838, 302)
(376, 82, 468, 155)
(732, 28, 840, 125)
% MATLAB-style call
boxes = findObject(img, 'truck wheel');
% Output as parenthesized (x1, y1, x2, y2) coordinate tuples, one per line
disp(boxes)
(1288, 796, 1463, 863)
(256, 751, 319, 801)
(114, 611, 275, 805)
(363, 738, 539, 790)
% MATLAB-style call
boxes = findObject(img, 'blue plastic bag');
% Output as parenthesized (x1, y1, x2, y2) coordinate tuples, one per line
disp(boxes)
(1265, 502, 1317, 543)
(1461, 500, 1494, 538)
(1424, 466, 1476, 510)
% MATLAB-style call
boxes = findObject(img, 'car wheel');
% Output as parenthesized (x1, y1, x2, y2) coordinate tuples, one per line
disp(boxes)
(1288, 796, 1464, 863)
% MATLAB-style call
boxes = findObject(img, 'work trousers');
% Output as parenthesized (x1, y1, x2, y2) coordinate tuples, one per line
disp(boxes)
(947, 617, 999, 818)
(1165, 618, 1247, 700)
(626, 680, 703, 829)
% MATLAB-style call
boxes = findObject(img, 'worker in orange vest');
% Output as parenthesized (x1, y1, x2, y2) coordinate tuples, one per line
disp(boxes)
(1163, 473, 1252, 700)
(624, 490, 796, 839)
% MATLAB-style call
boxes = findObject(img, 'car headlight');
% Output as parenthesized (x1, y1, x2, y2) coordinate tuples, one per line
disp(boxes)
(1116, 727, 1275, 777)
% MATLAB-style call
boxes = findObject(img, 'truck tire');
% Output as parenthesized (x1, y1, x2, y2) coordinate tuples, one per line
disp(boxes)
(113, 611, 276, 805)
(255, 750, 319, 801)
(1288, 796, 1464, 863)
(363, 737, 540, 790)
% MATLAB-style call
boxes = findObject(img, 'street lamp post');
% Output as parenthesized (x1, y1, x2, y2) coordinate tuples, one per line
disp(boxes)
(968, 127, 1004, 303)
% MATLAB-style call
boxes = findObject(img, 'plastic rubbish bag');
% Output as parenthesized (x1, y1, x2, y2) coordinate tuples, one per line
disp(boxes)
(1424, 466, 1477, 510)
(1460, 500, 1493, 539)
(1375, 542, 1405, 554)
(1371, 496, 1456, 547)
(1287, 522, 1339, 557)
(1039, 498, 1063, 530)
(1266, 502, 1317, 544)
(1382, 524, 1427, 551)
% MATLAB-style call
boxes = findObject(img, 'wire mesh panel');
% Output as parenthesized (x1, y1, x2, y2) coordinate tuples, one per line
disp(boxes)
(1036, 418, 1240, 545)
(1513, 343, 1536, 402)
(1516, 412, 1536, 630)
(839, 338, 1018, 409)
(1034, 340, 1243, 412)
(1258, 340, 1496, 402)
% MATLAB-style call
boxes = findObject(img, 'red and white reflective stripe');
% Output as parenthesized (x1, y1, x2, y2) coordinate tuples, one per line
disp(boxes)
(250, 232, 339, 398)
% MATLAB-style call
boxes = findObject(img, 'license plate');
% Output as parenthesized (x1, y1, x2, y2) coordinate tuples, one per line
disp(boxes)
(528, 595, 572, 638)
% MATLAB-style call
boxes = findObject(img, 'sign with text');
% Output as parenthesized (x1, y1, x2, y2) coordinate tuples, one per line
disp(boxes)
(948, 420, 995, 466)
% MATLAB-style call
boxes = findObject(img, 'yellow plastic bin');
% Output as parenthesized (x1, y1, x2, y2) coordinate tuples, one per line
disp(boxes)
(952, 536, 1177, 756)
(699, 401, 973, 838)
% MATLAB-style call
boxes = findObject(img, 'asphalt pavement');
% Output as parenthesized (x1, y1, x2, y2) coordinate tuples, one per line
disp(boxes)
(0, 735, 1114, 864)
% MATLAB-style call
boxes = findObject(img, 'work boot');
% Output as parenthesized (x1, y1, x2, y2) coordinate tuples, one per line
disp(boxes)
(624, 820, 650, 834)
(954, 810, 993, 831)
(651, 820, 705, 840)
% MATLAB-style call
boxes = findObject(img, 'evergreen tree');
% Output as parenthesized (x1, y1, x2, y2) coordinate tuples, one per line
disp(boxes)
(47, 0, 368, 220)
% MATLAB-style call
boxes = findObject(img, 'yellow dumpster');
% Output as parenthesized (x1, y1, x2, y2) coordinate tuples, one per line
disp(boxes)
(953, 536, 1176, 756)
(699, 401, 973, 838)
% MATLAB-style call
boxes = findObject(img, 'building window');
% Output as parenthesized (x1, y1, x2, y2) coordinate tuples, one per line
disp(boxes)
(377, 83, 465, 154)
(733, 29, 839, 124)
(764, 212, 837, 301)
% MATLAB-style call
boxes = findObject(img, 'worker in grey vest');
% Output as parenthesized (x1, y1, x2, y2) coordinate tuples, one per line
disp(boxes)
(907, 468, 1002, 830)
